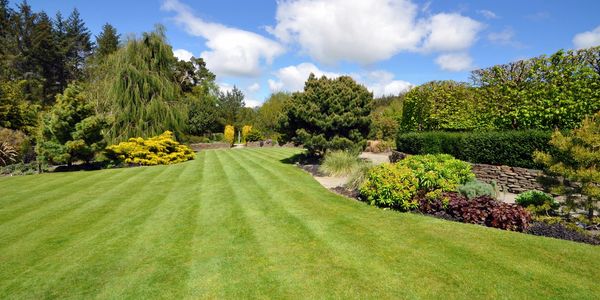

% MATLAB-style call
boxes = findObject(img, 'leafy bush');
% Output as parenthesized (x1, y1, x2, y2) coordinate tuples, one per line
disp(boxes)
(319, 151, 361, 177)
(224, 125, 235, 145)
(458, 180, 496, 199)
(106, 131, 194, 166)
(515, 191, 558, 211)
(396, 130, 553, 168)
(445, 194, 531, 232)
(241, 125, 252, 142)
(0, 162, 47, 176)
(359, 163, 419, 210)
(0, 128, 29, 161)
(245, 129, 264, 142)
(396, 154, 474, 197)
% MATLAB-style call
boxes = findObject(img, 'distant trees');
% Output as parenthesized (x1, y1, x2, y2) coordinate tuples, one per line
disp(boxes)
(95, 23, 119, 58)
(219, 86, 245, 128)
(279, 74, 373, 156)
(255, 92, 290, 140)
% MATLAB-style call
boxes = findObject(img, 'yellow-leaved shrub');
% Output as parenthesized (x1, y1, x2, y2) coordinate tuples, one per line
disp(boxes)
(106, 131, 194, 166)
(242, 125, 252, 143)
(224, 125, 235, 145)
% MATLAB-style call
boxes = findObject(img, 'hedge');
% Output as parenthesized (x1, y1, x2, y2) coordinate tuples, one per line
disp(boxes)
(396, 130, 553, 169)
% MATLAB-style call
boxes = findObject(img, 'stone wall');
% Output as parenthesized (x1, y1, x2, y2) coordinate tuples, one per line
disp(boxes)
(471, 164, 544, 194)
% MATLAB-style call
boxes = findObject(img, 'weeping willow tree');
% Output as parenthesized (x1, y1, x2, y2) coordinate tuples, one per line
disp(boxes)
(88, 26, 187, 143)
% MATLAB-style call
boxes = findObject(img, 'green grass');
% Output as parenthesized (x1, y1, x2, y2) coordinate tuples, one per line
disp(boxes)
(0, 148, 599, 299)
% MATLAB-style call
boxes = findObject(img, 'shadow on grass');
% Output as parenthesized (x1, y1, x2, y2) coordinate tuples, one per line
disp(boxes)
(279, 151, 320, 165)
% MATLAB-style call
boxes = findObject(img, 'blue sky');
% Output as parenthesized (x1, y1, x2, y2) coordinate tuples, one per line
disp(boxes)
(18, 0, 600, 106)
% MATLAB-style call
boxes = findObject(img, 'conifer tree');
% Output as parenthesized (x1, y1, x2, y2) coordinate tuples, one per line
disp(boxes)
(95, 23, 119, 58)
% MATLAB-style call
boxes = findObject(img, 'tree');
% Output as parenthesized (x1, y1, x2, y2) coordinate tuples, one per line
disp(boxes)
(255, 92, 290, 140)
(219, 86, 245, 128)
(370, 95, 403, 140)
(279, 74, 373, 156)
(0, 80, 39, 134)
(64, 8, 92, 82)
(186, 85, 222, 135)
(534, 112, 600, 220)
(36, 84, 106, 166)
(175, 57, 215, 94)
(95, 23, 119, 57)
(89, 26, 187, 143)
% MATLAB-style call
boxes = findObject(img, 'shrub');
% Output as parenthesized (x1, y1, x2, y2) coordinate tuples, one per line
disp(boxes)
(359, 163, 419, 210)
(446, 194, 531, 232)
(245, 129, 264, 142)
(319, 151, 361, 177)
(396, 130, 553, 168)
(241, 125, 252, 142)
(396, 154, 474, 197)
(224, 125, 235, 145)
(0, 128, 28, 160)
(515, 191, 558, 211)
(106, 131, 194, 166)
(0, 161, 47, 176)
(458, 180, 496, 199)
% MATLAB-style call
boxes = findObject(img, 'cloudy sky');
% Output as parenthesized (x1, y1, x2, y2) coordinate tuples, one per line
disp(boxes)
(24, 0, 600, 106)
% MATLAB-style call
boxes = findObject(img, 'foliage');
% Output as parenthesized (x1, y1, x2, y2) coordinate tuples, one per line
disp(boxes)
(105, 131, 194, 166)
(224, 125, 235, 145)
(397, 130, 553, 168)
(458, 180, 497, 199)
(319, 150, 361, 177)
(370, 96, 403, 140)
(396, 154, 474, 197)
(400, 80, 486, 131)
(515, 190, 559, 215)
(175, 57, 216, 95)
(359, 163, 419, 210)
(255, 92, 290, 139)
(89, 27, 187, 143)
(441, 193, 531, 232)
(473, 47, 600, 130)
(279, 74, 373, 156)
(241, 125, 252, 143)
(534, 112, 600, 220)
(245, 128, 264, 142)
(36, 84, 107, 165)
(0, 161, 47, 176)
(0, 127, 29, 161)
(95, 23, 119, 58)
(219, 86, 245, 128)
(0, 80, 40, 134)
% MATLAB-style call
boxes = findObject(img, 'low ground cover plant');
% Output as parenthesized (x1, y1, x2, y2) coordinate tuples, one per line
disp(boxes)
(106, 131, 194, 166)
(458, 180, 497, 199)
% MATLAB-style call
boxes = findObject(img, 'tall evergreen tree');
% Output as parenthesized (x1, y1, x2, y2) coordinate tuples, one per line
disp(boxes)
(95, 23, 119, 58)
(219, 86, 245, 128)
(64, 8, 92, 82)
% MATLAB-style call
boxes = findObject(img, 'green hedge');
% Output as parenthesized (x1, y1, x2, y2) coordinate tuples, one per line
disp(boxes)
(396, 130, 553, 169)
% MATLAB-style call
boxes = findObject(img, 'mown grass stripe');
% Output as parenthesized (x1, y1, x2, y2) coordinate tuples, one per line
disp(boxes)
(0, 164, 186, 298)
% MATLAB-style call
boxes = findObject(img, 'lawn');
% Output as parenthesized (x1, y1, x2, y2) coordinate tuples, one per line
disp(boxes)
(0, 148, 599, 299)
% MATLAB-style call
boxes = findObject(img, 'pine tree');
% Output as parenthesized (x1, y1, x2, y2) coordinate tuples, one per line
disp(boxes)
(219, 86, 245, 128)
(95, 23, 119, 57)
(64, 8, 92, 82)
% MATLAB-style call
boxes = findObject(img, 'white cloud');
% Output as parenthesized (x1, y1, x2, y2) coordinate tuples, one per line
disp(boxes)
(477, 9, 498, 19)
(435, 53, 473, 71)
(247, 83, 260, 93)
(162, 0, 285, 77)
(421, 13, 484, 52)
(268, 0, 483, 65)
(488, 28, 514, 45)
(245, 99, 261, 108)
(173, 48, 194, 61)
(573, 25, 600, 49)
(268, 63, 412, 97)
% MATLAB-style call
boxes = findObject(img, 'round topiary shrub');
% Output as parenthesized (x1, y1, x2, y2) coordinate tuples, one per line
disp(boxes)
(359, 163, 419, 210)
